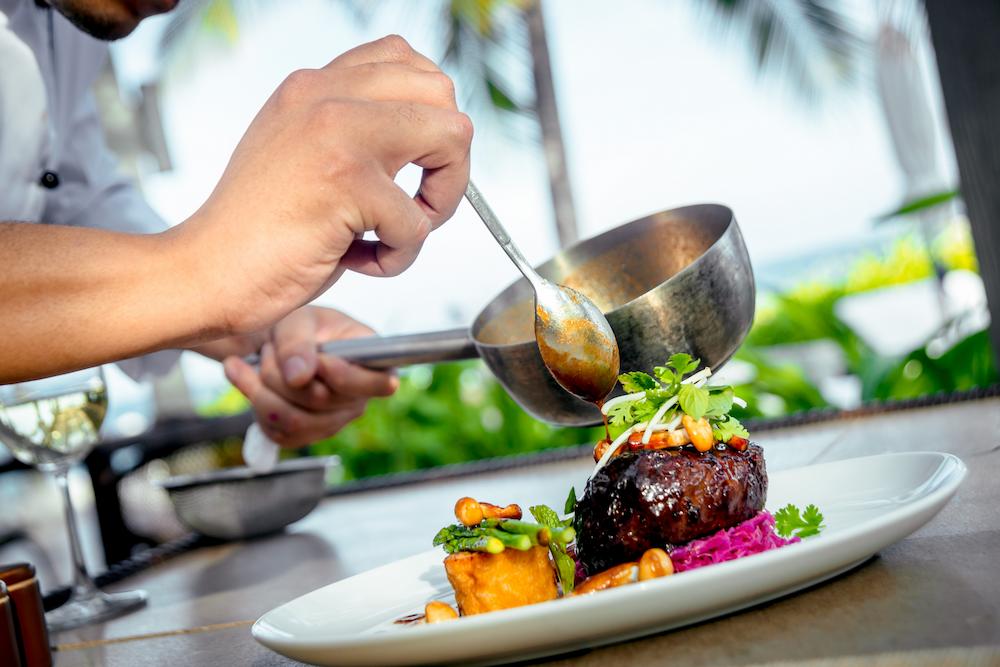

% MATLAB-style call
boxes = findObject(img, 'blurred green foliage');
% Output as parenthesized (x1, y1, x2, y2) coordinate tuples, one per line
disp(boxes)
(198, 361, 603, 481)
(309, 363, 603, 480)
(746, 225, 995, 404)
(198, 222, 995, 479)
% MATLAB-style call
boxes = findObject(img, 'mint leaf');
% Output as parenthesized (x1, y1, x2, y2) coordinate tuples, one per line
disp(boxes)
(678, 383, 709, 420)
(564, 487, 577, 515)
(530, 505, 576, 593)
(668, 353, 699, 376)
(529, 504, 560, 526)
(652, 366, 677, 389)
(619, 371, 658, 393)
(705, 386, 734, 418)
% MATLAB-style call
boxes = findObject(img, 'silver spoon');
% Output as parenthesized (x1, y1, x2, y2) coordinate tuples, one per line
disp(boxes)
(465, 181, 620, 404)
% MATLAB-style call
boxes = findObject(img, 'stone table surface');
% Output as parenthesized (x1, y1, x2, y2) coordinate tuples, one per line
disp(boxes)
(50, 397, 1000, 666)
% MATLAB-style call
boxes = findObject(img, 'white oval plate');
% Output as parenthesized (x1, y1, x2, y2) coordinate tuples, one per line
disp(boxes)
(253, 452, 966, 666)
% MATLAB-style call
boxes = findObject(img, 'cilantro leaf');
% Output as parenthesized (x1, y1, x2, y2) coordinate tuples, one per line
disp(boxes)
(631, 398, 661, 423)
(668, 353, 699, 376)
(606, 400, 634, 427)
(564, 487, 577, 515)
(530, 505, 576, 593)
(678, 383, 709, 420)
(711, 415, 749, 443)
(618, 371, 658, 393)
(799, 504, 825, 537)
(774, 503, 825, 538)
(705, 387, 734, 418)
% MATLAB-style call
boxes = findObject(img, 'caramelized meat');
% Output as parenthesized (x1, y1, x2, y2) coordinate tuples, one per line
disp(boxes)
(574, 445, 767, 575)
(443, 546, 558, 615)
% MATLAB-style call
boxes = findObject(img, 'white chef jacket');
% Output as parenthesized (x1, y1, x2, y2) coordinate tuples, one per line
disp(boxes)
(0, 0, 178, 378)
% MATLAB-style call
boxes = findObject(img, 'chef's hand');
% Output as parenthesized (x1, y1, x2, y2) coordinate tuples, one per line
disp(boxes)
(179, 34, 472, 340)
(217, 306, 397, 448)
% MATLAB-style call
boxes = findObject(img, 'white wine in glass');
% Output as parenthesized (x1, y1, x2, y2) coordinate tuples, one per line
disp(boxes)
(0, 368, 147, 632)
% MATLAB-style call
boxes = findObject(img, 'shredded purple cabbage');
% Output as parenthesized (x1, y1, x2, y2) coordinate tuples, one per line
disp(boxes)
(568, 511, 797, 584)
(668, 511, 798, 573)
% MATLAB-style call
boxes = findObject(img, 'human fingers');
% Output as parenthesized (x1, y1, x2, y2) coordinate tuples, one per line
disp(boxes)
(338, 177, 432, 277)
(259, 337, 395, 409)
(331, 63, 458, 109)
(226, 350, 367, 448)
(258, 341, 338, 411)
(310, 306, 377, 341)
(326, 34, 439, 73)
(364, 102, 472, 228)
(255, 389, 367, 448)
(317, 354, 398, 399)
(414, 148, 471, 228)
(270, 308, 320, 388)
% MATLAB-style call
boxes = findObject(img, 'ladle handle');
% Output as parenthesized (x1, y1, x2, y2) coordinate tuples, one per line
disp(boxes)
(243, 328, 477, 369)
(465, 181, 543, 288)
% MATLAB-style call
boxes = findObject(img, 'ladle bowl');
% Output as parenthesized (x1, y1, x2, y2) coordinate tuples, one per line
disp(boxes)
(472, 202, 754, 425)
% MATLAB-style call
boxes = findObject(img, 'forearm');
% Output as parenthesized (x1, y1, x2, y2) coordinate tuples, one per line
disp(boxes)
(0, 221, 225, 383)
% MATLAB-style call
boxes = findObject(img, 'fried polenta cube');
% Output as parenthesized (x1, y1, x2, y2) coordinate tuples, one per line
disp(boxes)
(443, 545, 557, 615)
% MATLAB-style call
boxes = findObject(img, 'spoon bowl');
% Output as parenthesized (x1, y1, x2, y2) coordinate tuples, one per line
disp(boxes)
(534, 281, 620, 403)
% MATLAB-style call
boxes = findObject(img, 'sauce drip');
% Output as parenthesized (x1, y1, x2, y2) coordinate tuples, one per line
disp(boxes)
(596, 399, 610, 442)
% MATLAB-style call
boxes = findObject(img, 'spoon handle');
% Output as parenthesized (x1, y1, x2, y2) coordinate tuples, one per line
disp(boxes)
(465, 181, 544, 288)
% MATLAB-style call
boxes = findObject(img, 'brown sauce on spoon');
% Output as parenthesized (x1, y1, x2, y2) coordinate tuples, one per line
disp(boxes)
(534, 306, 619, 404)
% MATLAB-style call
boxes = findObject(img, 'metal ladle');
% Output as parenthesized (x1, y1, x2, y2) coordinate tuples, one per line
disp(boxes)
(245, 203, 754, 427)
(464, 182, 620, 403)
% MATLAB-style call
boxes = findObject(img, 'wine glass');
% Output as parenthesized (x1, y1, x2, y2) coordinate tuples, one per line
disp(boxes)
(0, 367, 147, 632)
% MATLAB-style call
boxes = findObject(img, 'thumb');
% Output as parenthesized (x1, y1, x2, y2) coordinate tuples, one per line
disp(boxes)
(270, 308, 319, 388)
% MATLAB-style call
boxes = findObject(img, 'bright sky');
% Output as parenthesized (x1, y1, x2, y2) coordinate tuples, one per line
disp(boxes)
(110, 0, 950, 337)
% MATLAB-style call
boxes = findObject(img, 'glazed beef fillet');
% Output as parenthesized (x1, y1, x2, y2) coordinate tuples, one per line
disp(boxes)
(574, 445, 767, 575)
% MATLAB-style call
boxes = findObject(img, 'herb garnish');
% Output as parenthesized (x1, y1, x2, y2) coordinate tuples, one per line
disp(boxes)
(604, 353, 746, 440)
(564, 487, 577, 515)
(774, 503, 825, 538)
(529, 504, 576, 594)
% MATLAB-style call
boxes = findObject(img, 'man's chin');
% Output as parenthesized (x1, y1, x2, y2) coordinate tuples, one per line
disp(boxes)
(49, 0, 179, 41)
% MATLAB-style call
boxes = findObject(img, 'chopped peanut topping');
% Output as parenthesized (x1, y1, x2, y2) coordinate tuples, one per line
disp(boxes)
(573, 562, 638, 595)
(454, 497, 522, 526)
(682, 415, 714, 452)
(727, 435, 749, 451)
(593, 438, 612, 462)
(424, 600, 459, 623)
(628, 429, 689, 451)
(638, 548, 674, 581)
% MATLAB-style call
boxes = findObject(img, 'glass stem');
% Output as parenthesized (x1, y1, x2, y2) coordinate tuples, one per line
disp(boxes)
(53, 469, 99, 596)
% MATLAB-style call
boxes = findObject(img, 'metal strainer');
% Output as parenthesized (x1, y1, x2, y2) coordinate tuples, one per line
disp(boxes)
(158, 457, 338, 540)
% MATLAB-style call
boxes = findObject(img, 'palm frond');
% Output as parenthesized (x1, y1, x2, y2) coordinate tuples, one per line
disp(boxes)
(441, 0, 534, 117)
(696, 0, 867, 102)
(159, 0, 209, 57)
(159, 0, 373, 61)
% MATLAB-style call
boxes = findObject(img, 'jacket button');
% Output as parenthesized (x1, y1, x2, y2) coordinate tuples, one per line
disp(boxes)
(39, 171, 60, 189)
